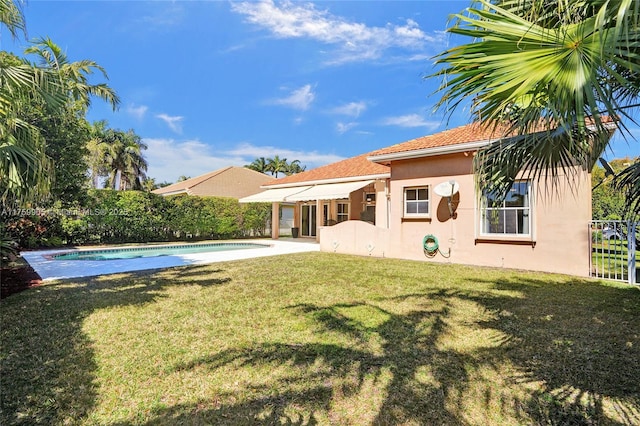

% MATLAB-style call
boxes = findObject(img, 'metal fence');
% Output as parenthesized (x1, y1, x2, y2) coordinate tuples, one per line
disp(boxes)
(590, 220, 638, 284)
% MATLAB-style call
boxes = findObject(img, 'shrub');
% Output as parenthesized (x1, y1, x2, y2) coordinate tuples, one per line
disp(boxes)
(3, 191, 272, 247)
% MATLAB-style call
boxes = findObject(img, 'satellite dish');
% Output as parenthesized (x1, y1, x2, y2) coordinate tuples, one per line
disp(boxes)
(434, 180, 460, 198)
(599, 157, 615, 177)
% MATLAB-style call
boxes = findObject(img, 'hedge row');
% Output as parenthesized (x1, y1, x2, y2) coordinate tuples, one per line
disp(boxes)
(2, 190, 272, 248)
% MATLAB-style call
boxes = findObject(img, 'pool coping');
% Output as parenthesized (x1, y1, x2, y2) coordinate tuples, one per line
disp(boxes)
(21, 239, 320, 281)
(44, 241, 271, 260)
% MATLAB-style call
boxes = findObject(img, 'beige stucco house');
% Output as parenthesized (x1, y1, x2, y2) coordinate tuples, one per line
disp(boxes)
(153, 166, 274, 199)
(241, 123, 604, 277)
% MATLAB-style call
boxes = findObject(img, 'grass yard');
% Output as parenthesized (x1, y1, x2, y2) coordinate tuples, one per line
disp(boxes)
(1, 252, 639, 425)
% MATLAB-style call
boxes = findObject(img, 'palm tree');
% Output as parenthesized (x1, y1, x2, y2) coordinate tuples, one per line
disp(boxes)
(141, 177, 158, 192)
(24, 37, 119, 112)
(285, 159, 306, 175)
(0, 0, 25, 39)
(246, 157, 269, 173)
(86, 120, 110, 188)
(266, 155, 288, 178)
(432, 0, 639, 213)
(104, 129, 148, 190)
(1, 2, 119, 204)
(0, 3, 64, 203)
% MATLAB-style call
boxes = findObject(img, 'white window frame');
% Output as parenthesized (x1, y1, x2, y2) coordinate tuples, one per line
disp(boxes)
(337, 201, 349, 223)
(479, 180, 532, 236)
(403, 186, 430, 218)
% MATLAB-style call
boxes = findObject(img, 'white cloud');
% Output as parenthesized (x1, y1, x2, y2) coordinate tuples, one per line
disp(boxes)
(330, 101, 367, 118)
(270, 84, 315, 110)
(144, 138, 246, 183)
(231, 0, 445, 64)
(336, 122, 358, 134)
(139, 4, 185, 28)
(382, 114, 440, 130)
(125, 104, 148, 120)
(144, 139, 345, 183)
(227, 143, 344, 166)
(156, 113, 184, 134)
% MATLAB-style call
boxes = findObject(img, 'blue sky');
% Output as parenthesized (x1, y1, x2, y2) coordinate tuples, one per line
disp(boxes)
(3, 0, 638, 183)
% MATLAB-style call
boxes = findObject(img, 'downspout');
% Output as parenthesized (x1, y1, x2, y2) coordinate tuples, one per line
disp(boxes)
(386, 178, 391, 229)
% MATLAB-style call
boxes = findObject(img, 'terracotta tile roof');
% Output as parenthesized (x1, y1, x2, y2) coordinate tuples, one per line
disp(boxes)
(369, 116, 617, 158)
(368, 122, 509, 157)
(263, 117, 615, 188)
(263, 153, 390, 187)
(153, 166, 274, 198)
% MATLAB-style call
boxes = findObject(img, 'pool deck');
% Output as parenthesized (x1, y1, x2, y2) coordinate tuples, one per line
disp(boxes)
(21, 239, 320, 281)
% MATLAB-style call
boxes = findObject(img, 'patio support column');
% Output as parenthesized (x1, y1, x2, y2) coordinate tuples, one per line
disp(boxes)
(271, 202, 280, 240)
(316, 198, 323, 242)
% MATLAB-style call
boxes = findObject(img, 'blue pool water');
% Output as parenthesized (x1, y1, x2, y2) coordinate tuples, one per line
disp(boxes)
(53, 242, 268, 261)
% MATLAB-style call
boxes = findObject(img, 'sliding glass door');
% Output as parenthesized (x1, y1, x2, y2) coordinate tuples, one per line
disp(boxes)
(301, 204, 317, 237)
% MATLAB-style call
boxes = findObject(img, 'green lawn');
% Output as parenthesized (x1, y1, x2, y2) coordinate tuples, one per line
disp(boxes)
(1, 252, 639, 425)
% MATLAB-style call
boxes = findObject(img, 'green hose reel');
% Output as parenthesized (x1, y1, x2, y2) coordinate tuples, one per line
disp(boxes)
(423, 234, 439, 257)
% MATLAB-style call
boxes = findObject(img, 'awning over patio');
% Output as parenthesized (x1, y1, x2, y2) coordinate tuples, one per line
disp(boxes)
(240, 180, 376, 203)
(239, 186, 311, 203)
(286, 180, 375, 202)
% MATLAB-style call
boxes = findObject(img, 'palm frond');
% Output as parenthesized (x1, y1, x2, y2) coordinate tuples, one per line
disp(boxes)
(0, 0, 25, 39)
(432, 0, 639, 208)
(614, 159, 640, 217)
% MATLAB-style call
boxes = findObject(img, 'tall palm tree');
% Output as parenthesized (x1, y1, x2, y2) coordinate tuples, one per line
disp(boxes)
(432, 0, 639, 213)
(1, 2, 119, 203)
(266, 155, 288, 178)
(103, 129, 148, 190)
(246, 157, 269, 173)
(24, 37, 119, 112)
(0, 3, 64, 204)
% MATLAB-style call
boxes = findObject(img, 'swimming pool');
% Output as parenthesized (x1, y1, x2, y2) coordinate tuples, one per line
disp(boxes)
(53, 242, 267, 261)
(22, 239, 320, 281)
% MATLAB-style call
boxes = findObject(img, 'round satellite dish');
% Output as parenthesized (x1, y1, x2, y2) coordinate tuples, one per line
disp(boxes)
(434, 180, 459, 198)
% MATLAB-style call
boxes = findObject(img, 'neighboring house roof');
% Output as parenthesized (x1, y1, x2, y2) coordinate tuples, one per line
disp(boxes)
(263, 153, 390, 188)
(152, 166, 274, 198)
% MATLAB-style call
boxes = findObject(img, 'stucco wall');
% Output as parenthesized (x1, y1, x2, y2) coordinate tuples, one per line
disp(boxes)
(320, 153, 592, 277)
(319, 220, 390, 258)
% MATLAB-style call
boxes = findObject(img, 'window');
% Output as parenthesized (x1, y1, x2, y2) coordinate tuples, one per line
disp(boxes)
(364, 192, 376, 204)
(480, 181, 531, 235)
(337, 202, 349, 223)
(404, 187, 429, 217)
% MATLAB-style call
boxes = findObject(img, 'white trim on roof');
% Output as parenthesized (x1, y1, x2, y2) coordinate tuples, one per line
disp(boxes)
(154, 189, 189, 196)
(367, 140, 493, 163)
(286, 180, 375, 202)
(238, 186, 312, 203)
(262, 173, 389, 189)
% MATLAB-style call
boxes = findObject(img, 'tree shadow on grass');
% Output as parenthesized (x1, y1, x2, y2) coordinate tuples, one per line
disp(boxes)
(111, 387, 329, 426)
(139, 278, 639, 425)
(155, 293, 472, 425)
(0, 264, 233, 425)
(460, 276, 640, 425)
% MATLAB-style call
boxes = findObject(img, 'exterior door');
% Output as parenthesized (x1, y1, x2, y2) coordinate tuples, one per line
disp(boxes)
(301, 205, 317, 237)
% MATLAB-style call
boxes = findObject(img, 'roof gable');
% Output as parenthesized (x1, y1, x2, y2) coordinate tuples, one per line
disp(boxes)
(153, 166, 274, 197)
